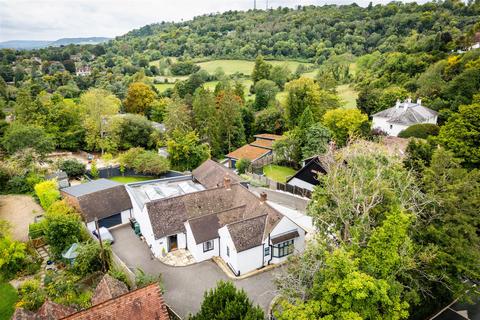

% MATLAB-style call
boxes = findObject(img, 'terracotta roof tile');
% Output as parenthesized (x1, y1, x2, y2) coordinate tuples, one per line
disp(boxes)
(250, 139, 274, 150)
(91, 274, 129, 305)
(63, 284, 170, 320)
(36, 300, 76, 320)
(11, 308, 37, 320)
(225, 144, 270, 161)
(253, 133, 284, 141)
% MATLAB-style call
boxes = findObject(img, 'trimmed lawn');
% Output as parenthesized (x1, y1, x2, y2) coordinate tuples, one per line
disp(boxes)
(263, 165, 297, 183)
(336, 84, 358, 109)
(0, 283, 18, 320)
(108, 176, 154, 184)
(154, 83, 175, 92)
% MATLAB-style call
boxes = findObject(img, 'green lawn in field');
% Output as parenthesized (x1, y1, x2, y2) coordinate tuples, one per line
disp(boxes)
(336, 84, 358, 109)
(108, 176, 154, 184)
(154, 83, 175, 92)
(0, 283, 18, 320)
(196, 59, 313, 76)
(263, 165, 297, 183)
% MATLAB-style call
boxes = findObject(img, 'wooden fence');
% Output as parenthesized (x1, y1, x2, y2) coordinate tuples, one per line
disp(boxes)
(245, 172, 312, 198)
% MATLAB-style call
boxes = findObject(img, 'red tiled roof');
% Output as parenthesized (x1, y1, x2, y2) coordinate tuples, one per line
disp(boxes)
(63, 284, 170, 320)
(91, 274, 129, 305)
(226, 144, 270, 161)
(250, 139, 274, 150)
(253, 133, 283, 141)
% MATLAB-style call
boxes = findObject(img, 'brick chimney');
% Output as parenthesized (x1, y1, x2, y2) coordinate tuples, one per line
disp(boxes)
(260, 192, 267, 203)
(223, 176, 231, 190)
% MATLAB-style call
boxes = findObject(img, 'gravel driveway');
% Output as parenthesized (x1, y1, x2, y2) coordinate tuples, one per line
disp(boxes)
(0, 195, 43, 241)
(111, 225, 277, 318)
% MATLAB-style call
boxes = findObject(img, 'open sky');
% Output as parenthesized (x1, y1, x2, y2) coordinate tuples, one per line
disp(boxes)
(0, 0, 430, 42)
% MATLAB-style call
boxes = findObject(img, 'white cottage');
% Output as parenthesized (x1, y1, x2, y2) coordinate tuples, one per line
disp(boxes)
(129, 160, 306, 276)
(371, 98, 438, 136)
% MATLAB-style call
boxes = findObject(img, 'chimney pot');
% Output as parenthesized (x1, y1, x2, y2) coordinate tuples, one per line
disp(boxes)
(223, 176, 231, 189)
(260, 192, 267, 202)
(417, 98, 422, 105)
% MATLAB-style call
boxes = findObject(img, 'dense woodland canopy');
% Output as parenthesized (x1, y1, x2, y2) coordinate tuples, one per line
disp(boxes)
(0, 1, 479, 319)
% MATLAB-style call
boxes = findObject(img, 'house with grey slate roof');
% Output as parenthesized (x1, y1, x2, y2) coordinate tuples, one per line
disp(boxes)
(128, 160, 306, 276)
(372, 98, 438, 136)
(61, 179, 133, 231)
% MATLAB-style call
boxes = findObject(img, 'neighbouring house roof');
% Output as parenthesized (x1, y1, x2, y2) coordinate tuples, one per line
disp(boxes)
(146, 183, 283, 251)
(192, 159, 242, 188)
(372, 100, 438, 125)
(63, 284, 170, 320)
(253, 133, 283, 141)
(62, 179, 121, 197)
(227, 214, 267, 252)
(12, 300, 77, 320)
(36, 301, 76, 320)
(271, 230, 300, 245)
(91, 274, 129, 306)
(11, 308, 37, 320)
(379, 136, 409, 158)
(61, 179, 132, 222)
(250, 139, 274, 150)
(287, 156, 328, 188)
(225, 144, 270, 161)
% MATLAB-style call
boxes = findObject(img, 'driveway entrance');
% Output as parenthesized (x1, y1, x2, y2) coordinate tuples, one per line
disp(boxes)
(111, 225, 277, 318)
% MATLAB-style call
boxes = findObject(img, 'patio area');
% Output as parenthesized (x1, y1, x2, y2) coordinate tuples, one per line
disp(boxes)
(159, 249, 196, 266)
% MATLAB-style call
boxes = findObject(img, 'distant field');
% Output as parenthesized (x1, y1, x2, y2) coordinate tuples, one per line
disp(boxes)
(196, 59, 314, 76)
(337, 84, 358, 109)
(154, 83, 175, 92)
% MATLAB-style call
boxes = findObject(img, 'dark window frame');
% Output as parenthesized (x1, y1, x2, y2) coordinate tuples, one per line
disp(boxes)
(226, 246, 230, 257)
(272, 239, 294, 258)
(203, 240, 214, 252)
(264, 246, 270, 256)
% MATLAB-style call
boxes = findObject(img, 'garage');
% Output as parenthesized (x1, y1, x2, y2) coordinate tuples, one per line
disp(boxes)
(60, 179, 133, 232)
(99, 213, 122, 228)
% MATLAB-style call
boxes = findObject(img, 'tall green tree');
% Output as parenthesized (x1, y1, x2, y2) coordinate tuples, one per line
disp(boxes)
(167, 130, 210, 171)
(2, 123, 55, 156)
(436, 101, 480, 168)
(192, 87, 220, 156)
(251, 55, 272, 84)
(253, 79, 279, 111)
(80, 88, 121, 151)
(124, 82, 156, 115)
(285, 77, 340, 128)
(189, 281, 264, 320)
(216, 90, 246, 154)
(322, 108, 369, 147)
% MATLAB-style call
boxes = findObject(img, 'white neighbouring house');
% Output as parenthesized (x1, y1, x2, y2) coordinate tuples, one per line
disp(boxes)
(371, 98, 438, 136)
(127, 160, 306, 276)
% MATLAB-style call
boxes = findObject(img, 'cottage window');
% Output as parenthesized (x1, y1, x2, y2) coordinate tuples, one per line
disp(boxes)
(272, 239, 294, 258)
(226, 246, 230, 257)
(203, 240, 214, 252)
(389, 124, 393, 129)
(264, 247, 270, 256)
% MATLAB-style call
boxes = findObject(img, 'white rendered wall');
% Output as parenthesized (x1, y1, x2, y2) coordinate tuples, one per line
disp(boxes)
(372, 116, 437, 137)
(219, 226, 239, 274)
(185, 222, 219, 262)
(236, 245, 264, 275)
(269, 217, 306, 265)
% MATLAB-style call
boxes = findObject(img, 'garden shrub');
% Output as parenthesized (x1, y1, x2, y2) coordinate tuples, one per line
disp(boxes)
(44, 272, 92, 309)
(108, 268, 131, 289)
(398, 123, 440, 139)
(44, 201, 84, 258)
(17, 279, 46, 311)
(59, 159, 86, 178)
(0, 237, 27, 279)
(235, 158, 251, 174)
(73, 241, 112, 277)
(34, 180, 60, 210)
